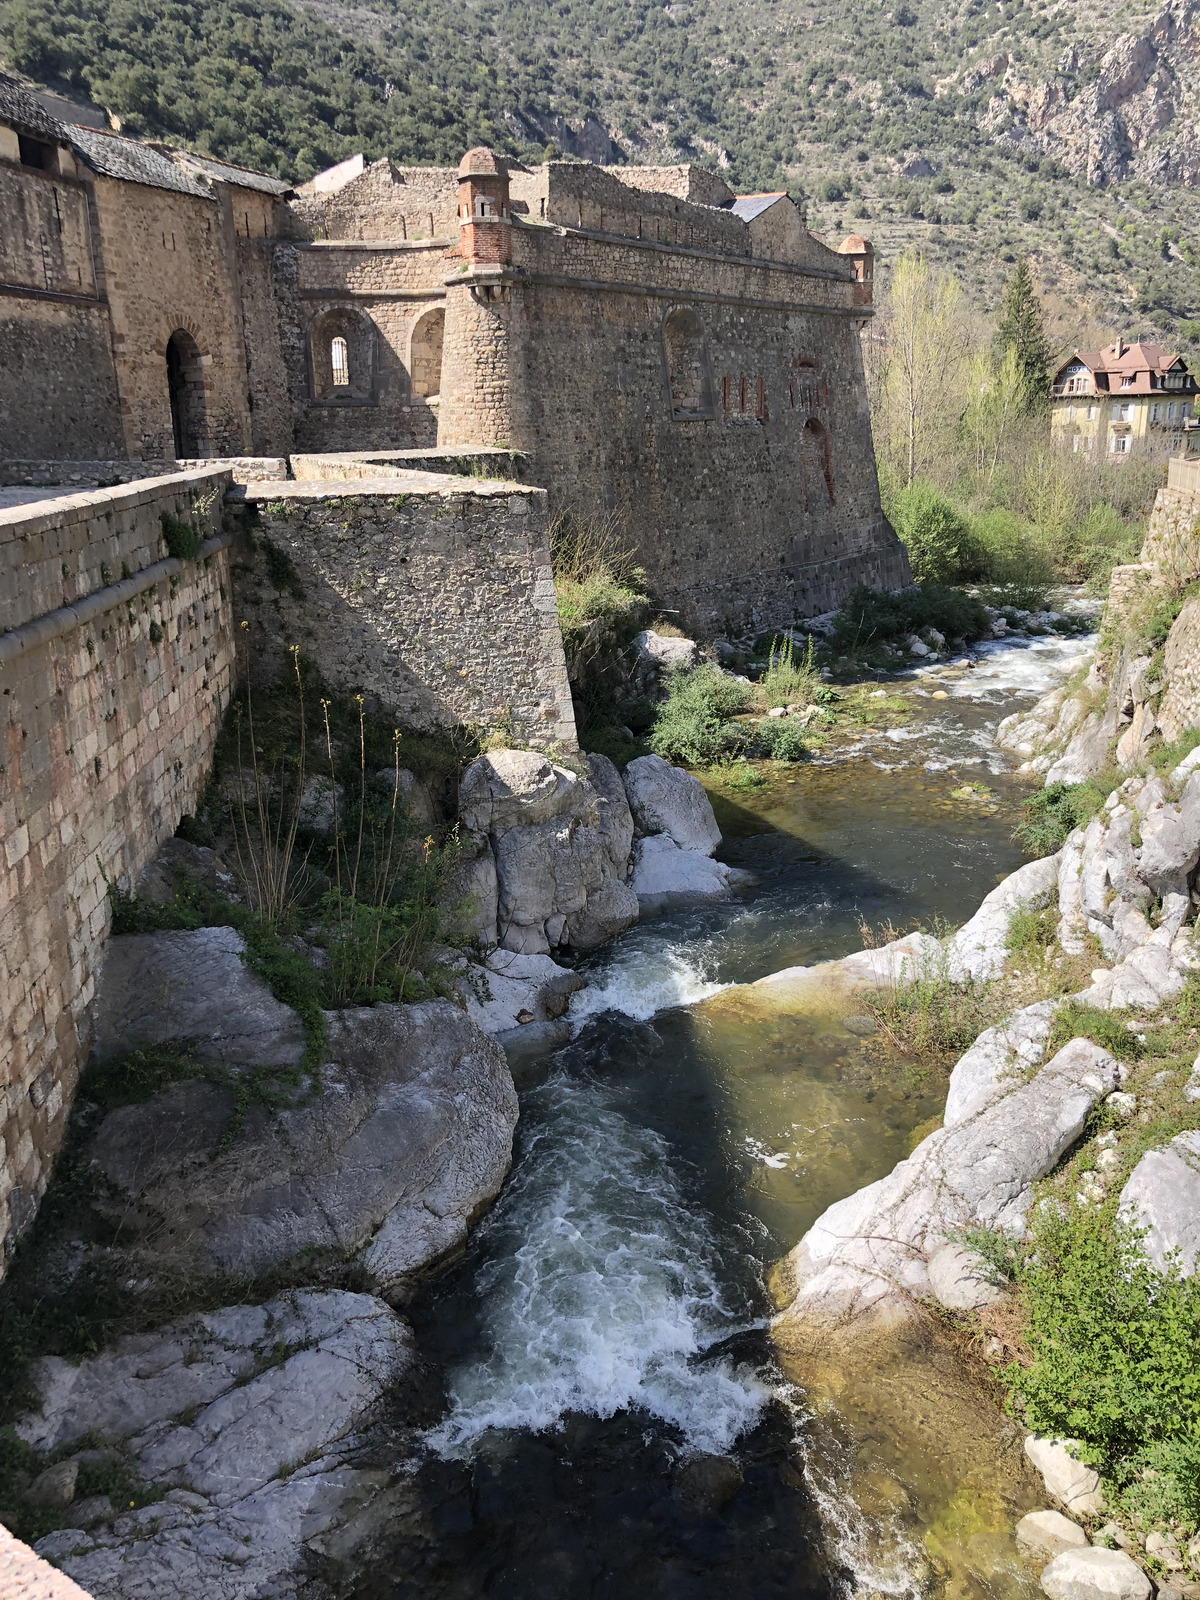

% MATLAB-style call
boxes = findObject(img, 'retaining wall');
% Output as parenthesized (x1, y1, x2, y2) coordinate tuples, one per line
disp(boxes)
(0, 469, 236, 1262)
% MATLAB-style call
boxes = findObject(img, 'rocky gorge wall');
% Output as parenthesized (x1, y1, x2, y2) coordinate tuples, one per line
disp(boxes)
(0, 469, 236, 1263)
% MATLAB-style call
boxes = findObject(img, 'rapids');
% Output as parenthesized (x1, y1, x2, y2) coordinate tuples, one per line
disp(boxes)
(353, 632, 1091, 1600)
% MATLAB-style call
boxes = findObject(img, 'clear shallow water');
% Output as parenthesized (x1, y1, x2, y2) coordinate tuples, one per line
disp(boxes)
(345, 639, 1085, 1600)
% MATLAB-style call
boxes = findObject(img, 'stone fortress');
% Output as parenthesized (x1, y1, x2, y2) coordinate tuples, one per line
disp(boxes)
(1, 71, 906, 631)
(0, 66, 908, 1297)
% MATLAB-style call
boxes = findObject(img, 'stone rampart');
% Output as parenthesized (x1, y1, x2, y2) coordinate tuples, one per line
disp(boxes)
(232, 475, 577, 751)
(0, 469, 236, 1262)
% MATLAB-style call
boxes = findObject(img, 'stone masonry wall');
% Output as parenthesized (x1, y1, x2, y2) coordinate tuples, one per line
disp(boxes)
(0, 469, 236, 1266)
(232, 476, 577, 751)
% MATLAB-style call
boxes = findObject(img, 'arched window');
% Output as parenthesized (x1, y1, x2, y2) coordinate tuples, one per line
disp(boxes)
(308, 309, 376, 404)
(801, 418, 835, 509)
(166, 329, 207, 459)
(661, 308, 714, 420)
(410, 308, 445, 399)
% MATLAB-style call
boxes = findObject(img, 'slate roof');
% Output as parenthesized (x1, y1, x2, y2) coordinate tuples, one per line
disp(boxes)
(0, 72, 68, 142)
(728, 192, 787, 222)
(67, 125, 214, 197)
(174, 152, 292, 196)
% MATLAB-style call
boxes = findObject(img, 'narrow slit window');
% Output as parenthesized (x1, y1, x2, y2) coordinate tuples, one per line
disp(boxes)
(331, 336, 350, 387)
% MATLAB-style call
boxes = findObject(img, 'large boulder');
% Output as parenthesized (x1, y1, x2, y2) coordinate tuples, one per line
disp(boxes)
(25, 1291, 413, 1600)
(1117, 1130, 1200, 1274)
(947, 854, 1061, 981)
(84, 996, 518, 1293)
(774, 1038, 1120, 1327)
(1039, 1547, 1150, 1600)
(1045, 702, 1120, 787)
(630, 834, 732, 910)
(1015, 1510, 1090, 1561)
(1136, 770, 1200, 892)
(631, 629, 698, 698)
(1025, 1437, 1104, 1518)
(91, 927, 307, 1070)
(460, 948, 585, 1039)
(926, 1242, 1004, 1311)
(458, 749, 638, 954)
(623, 754, 722, 855)
(942, 1001, 1058, 1127)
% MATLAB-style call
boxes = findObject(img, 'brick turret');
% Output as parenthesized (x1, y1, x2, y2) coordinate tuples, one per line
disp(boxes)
(837, 234, 874, 308)
(457, 147, 511, 267)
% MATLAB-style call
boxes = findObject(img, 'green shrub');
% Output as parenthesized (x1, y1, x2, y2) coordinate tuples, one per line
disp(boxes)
(1003, 1202, 1200, 1526)
(1006, 902, 1059, 960)
(648, 665, 752, 766)
(1013, 776, 1120, 856)
(550, 510, 650, 732)
(969, 507, 1056, 609)
(760, 634, 823, 709)
(829, 583, 990, 653)
(160, 510, 201, 560)
(889, 481, 980, 582)
(1046, 998, 1141, 1061)
(753, 718, 810, 761)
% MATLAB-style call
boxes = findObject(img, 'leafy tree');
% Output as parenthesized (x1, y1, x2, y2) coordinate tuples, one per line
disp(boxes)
(995, 257, 1051, 405)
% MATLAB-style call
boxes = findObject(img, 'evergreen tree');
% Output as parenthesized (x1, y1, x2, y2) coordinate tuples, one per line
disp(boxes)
(995, 258, 1052, 407)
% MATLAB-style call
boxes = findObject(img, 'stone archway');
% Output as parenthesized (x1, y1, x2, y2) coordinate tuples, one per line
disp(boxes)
(166, 329, 207, 458)
(410, 307, 445, 399)
(801, 417, 836, 510)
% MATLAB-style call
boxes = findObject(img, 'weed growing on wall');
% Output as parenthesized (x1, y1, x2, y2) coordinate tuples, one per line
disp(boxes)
(159, 509, 202, 560)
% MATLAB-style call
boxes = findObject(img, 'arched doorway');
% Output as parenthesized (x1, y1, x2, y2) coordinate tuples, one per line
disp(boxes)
(410, 308, 445, 399)
(166, 330, 207, 458)
(661, 307, 714, 419)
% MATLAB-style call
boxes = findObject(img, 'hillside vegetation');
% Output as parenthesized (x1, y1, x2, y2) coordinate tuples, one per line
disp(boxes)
(1, 0, 1197, 350)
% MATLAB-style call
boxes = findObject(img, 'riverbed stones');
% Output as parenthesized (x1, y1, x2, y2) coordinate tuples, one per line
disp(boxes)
(1024, 1438, 1104, 1518)
(1040, 1547, 1150, 1600)
(1117, 1130, 1200, 1274)
(91, 926, 308, 1071)
(674, 1453, 744, 1512)
(25, 1291, 413, 1600)
(774, 1039, 1120, 1327)
(84, 998, 518, 1293)
(623, 754, 722, 855)
(1017, 1511, 1090, 1561)
(458, 748, 638, 954)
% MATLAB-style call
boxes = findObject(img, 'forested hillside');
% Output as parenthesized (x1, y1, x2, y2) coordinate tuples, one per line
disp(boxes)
(1, 0, 1197, 347)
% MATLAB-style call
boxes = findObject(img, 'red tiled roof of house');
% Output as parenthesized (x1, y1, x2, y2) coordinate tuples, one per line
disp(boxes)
(1053, 340, 1195, 396)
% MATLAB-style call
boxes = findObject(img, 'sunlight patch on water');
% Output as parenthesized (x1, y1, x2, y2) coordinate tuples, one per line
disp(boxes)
(426, 1070, 772, 1459)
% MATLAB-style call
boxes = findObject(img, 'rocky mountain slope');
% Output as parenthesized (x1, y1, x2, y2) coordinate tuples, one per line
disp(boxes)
(0, 0, 1197, 344)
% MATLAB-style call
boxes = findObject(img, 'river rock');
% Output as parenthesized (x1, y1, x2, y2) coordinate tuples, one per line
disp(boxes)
(1016, 1510, 1090, 1561)
(674, 1453, 744, 1512)
(90, 926, 307, 1070)
(632, 629, 698, 696)
(623, 754, 722, 855)
(26, 1291, 413, 1600)
(1025, 1438, 1104, 1518)
(459, 749, 638, 955)
(1040, 1547, 1149, 1600)
(926, 1242, 1004, 1310)
(461, 948, 585, 1038)
(26, 1458, 79, 1508)
(630, 833, 732, 909)
(943, 1000, 1057, 1127)
(1136, 771, 1200, 891)
(1045, 703, 1120, 787)
(775, 1038, 1120, 1327)
(84, 999, 518, 1292)
(136, 836, 242, 906)
(947, 854, 1061, 981)
(1116, 1130, 1200, 1274)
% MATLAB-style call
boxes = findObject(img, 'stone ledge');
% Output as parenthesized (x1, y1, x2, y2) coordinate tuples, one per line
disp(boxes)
(0, 1523, 94, 1600)
(0, 467, 232, 540)
(234, 473, 543, 502)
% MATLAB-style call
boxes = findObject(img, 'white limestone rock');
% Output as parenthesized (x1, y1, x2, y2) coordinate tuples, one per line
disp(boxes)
(27, 1292, 412, 1600)
(943, 1000, 1057, 1127)
(85, 1000, 518, 1293)
(623, 754, 722, 855)
(775, 1038, 1120, 1327)
(1040, 1547, 1149, 1600)
(1136, 771, 1200, 891)
(461, 948, 585, 1037)
(1117, 1130, 1200, 1275)
(947, 854, 1061, 981)
(1045, 704, 1120, 787)
(631, 833, 732, 909)
(926, 1242, 1004, 1311)
(1025, 1438, 1105, 1518)
(1016, 1511, 1090, 1561)
(91, 926, 307, 1070)
(632, 629, 699, 695)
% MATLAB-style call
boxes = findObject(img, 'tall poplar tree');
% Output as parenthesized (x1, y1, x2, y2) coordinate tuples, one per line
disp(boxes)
(996, 258, 1052, 408)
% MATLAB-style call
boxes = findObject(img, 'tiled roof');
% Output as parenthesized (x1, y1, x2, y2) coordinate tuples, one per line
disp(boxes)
(174, 152, 292, 195)
(1055, 341, 1195, 396)
(0, 72, 68, 142)
(67, 125, 213, 197)
(728, 192, 787, 222)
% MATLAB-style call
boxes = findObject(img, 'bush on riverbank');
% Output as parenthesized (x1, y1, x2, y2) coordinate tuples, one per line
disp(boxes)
(551, 508, 651, 734)
(1013, 773, 1122, 856)
(828, 583, 991, 654)
(648, 665, 754, 765)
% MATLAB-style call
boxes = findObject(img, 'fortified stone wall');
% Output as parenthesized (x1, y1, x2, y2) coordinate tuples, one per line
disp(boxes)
(0, 469, 236, 1262)
(232, 474, 577, 751)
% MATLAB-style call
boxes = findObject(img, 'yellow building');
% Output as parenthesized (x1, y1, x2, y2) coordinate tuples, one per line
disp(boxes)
(1050, 339, 1199, 463)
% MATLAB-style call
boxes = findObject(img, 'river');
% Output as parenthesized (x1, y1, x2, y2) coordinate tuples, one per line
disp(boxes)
(350, 631, 1092, 1600)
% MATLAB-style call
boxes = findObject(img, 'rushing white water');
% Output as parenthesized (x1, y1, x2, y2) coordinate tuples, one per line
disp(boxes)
(427, 1068, 771, 1459)
(566, 923, 731, 1025)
